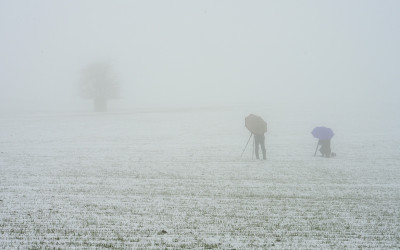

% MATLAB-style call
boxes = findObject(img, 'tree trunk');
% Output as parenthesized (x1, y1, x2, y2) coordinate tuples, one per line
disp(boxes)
(94, 97, 107, 112)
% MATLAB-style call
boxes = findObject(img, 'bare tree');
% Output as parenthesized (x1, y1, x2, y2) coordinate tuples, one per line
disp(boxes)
(79, 63, 119, 112)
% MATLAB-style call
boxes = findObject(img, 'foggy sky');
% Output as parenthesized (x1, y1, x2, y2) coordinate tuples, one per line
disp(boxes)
(1, 0, 399, 112)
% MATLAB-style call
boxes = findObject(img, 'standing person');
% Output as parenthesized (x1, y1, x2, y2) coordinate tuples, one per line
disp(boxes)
(318, 139, 331, 157)
(254, 133, 266, 160)
(244, 114, 267, 159)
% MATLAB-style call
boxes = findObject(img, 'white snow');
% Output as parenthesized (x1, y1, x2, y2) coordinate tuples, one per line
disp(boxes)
(0, 104, 399, 248)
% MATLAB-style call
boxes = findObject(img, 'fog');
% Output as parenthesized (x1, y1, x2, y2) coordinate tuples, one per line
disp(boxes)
(1, 0, 399, 112)
(2, 2, 400, 247)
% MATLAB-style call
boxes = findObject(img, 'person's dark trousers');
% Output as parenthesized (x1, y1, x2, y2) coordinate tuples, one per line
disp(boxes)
(254, 134, 266, 160)
(319, 139, 331, 157)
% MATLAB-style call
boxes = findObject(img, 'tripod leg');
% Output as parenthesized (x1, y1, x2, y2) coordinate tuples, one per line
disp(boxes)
(252, 137, 255, 160)
(314, 141, 319, 156)
(241, 133, 253, 158)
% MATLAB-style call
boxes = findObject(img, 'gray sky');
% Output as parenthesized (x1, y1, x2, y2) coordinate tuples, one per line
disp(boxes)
(1, 0, 399, 111)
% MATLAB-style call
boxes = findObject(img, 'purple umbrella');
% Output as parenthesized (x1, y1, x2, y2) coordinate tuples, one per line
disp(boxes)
(311, 126, 334, 140)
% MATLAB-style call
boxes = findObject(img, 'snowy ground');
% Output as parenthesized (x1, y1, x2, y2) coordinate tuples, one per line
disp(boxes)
(1, 104, 400, 248)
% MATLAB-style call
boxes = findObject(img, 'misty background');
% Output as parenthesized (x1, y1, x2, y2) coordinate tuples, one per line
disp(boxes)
(0, 0, 399, 113)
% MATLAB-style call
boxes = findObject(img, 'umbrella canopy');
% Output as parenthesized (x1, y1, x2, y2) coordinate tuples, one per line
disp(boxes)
(245, 114, 267, 135)
(311, 126, 334, 140)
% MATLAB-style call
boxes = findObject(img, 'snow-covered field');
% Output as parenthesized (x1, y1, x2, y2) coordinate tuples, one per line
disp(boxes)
(1, 104, 399, 248)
